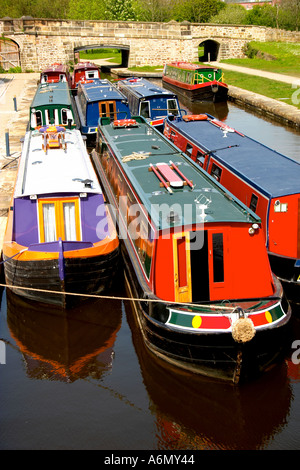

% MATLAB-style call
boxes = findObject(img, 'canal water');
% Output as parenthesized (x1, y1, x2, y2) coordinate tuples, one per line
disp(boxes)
(1, 86, 300, 450)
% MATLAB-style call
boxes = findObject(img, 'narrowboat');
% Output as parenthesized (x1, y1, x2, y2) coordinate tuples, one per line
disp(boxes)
(117, 77, 181, 132)
(163, 113, 300, 299)
(75, 78, 130, 140)
(91, 115, 291, 384)
(3, 126, 119, 308)
(29, 81, 79, 131)
(71, 61, 101, 89)
(162, 62, 228, 102)
(40, 62, 71, 85)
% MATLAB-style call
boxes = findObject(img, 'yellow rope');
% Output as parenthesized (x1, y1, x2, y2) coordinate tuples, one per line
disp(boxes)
(0, 282, 235, 311)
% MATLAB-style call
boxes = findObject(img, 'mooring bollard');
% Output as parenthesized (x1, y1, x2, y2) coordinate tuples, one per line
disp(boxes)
(13, 95, 17, 112)
(5, 129, 10, 157)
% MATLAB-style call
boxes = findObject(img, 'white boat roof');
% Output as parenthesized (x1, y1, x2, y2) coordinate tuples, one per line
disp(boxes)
(14, 128, 102, 198)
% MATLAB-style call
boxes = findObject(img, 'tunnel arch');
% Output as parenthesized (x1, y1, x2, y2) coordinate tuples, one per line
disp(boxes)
(198, 39, 220, 62)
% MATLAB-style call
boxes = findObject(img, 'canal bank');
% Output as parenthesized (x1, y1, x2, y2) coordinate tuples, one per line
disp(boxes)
(0, 73, 40, 254)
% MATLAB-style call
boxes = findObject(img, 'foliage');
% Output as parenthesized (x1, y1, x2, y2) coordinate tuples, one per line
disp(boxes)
(172, 0, 226, 23)
(104, 0, 137, 21)
(210, 4, 248, 24)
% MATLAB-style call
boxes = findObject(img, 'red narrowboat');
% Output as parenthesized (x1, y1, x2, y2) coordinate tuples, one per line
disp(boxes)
(71, 62, 101, 89)
(91, 115, 291, 384)
(164, 113, 300, 299)
(40, 63, 71, 86)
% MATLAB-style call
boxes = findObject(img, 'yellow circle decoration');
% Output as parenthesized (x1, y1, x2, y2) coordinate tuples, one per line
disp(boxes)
(192, 316, 202, 329)
(265, 311, 273, 323)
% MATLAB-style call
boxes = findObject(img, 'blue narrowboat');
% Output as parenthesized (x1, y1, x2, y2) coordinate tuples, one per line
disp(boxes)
(29, 81, 78, 131)
(164, 113, 300, 299)
(117, 77, 181, 132)
(75, 79, 131, 140)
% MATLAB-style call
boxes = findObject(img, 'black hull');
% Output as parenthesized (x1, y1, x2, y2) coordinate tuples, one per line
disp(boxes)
(163, 80, 228, 103)
(3, 248, 120, 308)
(122, 244, 290, 384)
(269, 253, 300, 303)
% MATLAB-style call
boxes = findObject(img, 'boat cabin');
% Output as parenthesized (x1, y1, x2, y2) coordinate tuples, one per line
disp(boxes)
(72, 62, 101, 89)
(163, 114, 300, 293)
(162, 62, 228, 102)
(75, 79, 130, 138)
(40, 63, 70, 85)
(117, 77, 181, 132)
(29, 82, 78, 130)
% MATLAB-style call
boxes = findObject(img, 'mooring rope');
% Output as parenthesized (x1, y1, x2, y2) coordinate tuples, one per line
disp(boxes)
(0, 282, 236, 311)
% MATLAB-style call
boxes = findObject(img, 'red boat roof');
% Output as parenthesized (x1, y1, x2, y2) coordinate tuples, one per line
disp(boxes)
(166, 61, 218, 71)
(42, 63, 68, 73)
(74, 62, 99, 71)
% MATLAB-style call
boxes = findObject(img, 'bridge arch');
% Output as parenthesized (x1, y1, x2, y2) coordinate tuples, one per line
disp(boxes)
(74, 44, 130, 68)
(199, 39, 220, 62)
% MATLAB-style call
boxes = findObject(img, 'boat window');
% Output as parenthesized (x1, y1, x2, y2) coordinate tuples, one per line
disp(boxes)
(127, 205, 153, 278)
(211, 163, 222, 182)
(61, 108, 73, 125)
(140, 101, 150, 119)
(185, 143, 193, 157)
(196, 151, 205, 167)
(167, 99, 179, 116)
(249, 194, 258, 213)
(33, 110, 42, 128)
(38, 198, 81, 243)
(45, 109, 51, 125)
(212, 233, 224, 283)
(59, 74, 65, 82)
(42, 203, 56, 242)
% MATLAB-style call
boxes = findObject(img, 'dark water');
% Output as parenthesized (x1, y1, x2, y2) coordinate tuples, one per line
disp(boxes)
(1, 87, 300, 450)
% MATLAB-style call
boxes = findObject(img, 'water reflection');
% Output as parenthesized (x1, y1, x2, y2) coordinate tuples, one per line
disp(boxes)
(6, 289, 122, 383)
(125, 297, 293, 450)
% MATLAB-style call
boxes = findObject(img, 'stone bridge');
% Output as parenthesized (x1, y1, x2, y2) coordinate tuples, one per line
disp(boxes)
(1, 17, 299, 72)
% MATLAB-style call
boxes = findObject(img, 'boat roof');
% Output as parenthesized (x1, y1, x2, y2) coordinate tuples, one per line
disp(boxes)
(74, 61, 99, 71)
(31, 82, 73, 109)
(167, 115, 300, 198)
(118, 77, 178, 99)
(14, 129, 102, 198)
(98, 116, 260, 230)
(78, 79, 128, 103)
(41, 63, 68, 74)
(165, 62, 220, 71)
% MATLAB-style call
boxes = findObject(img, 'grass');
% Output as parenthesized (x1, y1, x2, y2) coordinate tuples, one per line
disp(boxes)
(222, 41, 300, 78)
(223, 70, 300, 109)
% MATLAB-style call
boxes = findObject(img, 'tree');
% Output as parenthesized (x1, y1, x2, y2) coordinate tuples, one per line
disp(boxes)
(172, 0, 225, 23)
(104, 0, 137, 21)
(210, 3, 248, 24)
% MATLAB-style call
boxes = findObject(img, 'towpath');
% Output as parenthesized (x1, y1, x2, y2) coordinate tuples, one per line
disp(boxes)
(0, 73, 39, 249)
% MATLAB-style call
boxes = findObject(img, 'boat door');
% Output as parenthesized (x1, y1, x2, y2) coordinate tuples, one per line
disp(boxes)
(99, 101, 117, 120)
(173, 232, 192, 302)
(207, 230, 227, 301)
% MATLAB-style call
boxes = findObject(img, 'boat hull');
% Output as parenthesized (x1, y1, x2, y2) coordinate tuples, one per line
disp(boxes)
(122, 242, 291, 384)
(3, 247, 119, 308)
(162, 78, 228, 102)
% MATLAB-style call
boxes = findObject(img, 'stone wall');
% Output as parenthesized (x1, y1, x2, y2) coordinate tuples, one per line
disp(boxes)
(1, 18, 299, 71)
